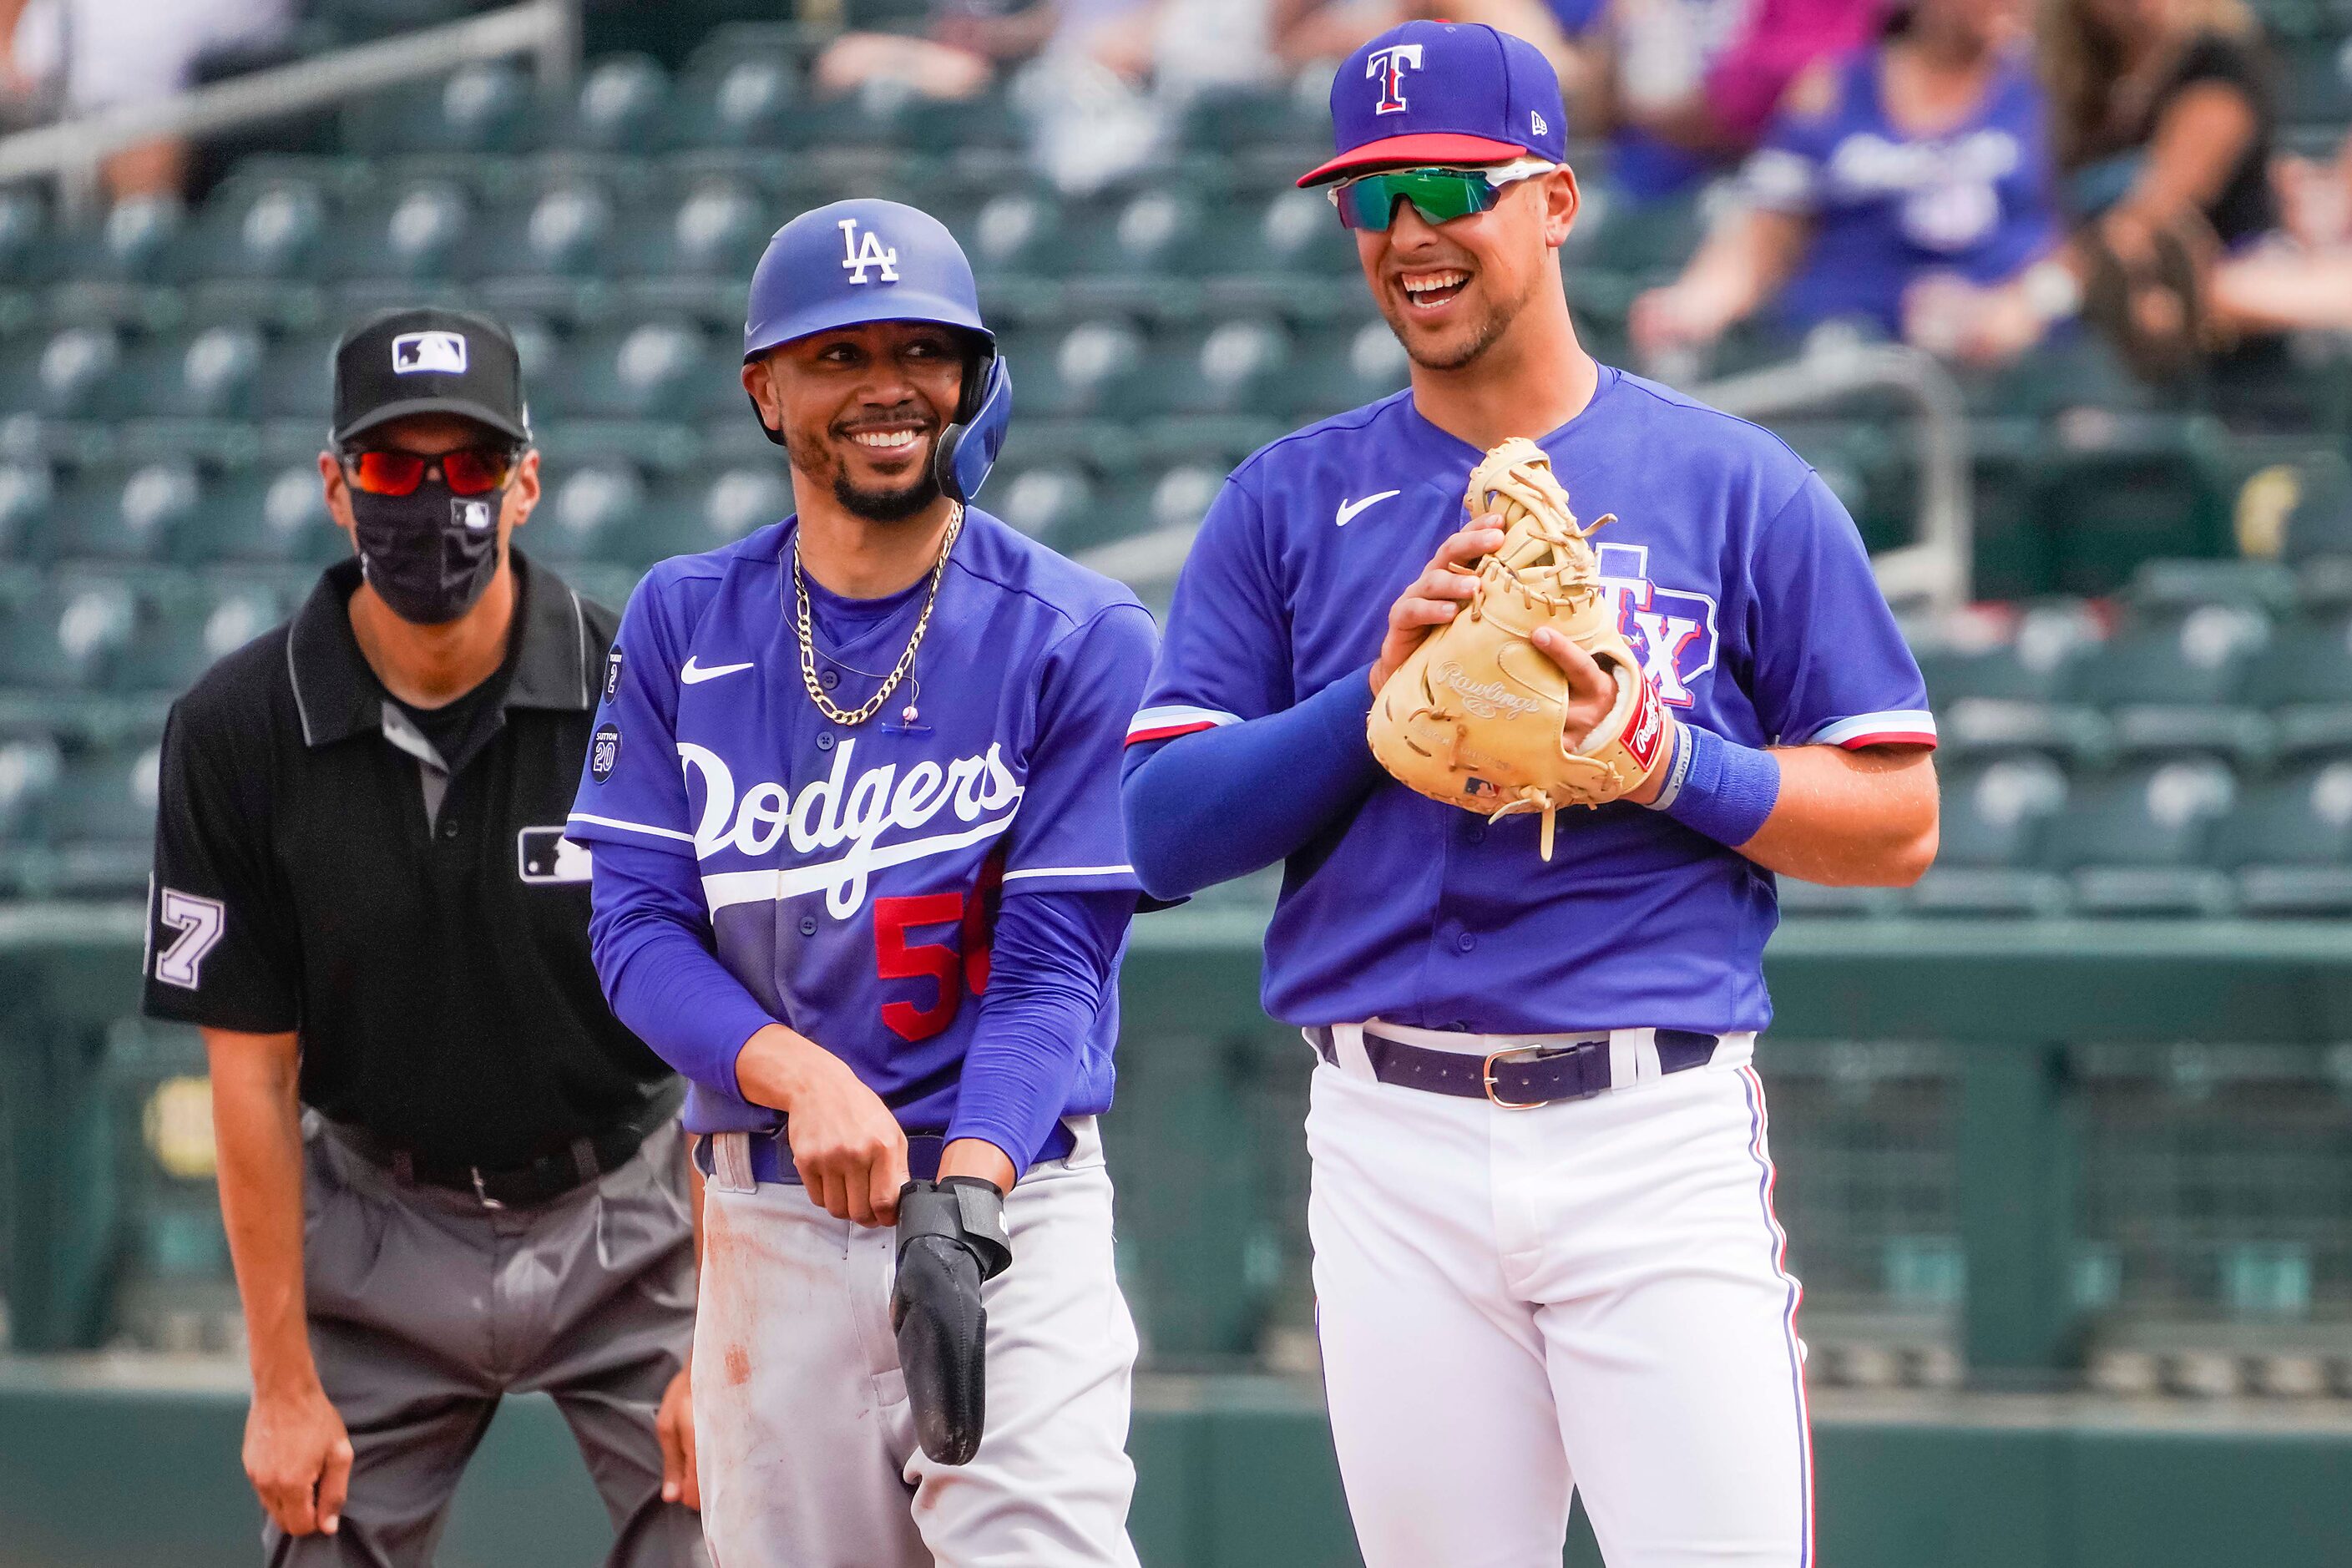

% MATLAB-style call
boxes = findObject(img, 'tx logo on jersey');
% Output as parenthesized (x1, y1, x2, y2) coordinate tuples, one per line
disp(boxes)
(837, 217, 900, 284)
(1595, 541, 1719, 709)
(1365, 43, 1422, 114)
(683, 737, 1023, 918)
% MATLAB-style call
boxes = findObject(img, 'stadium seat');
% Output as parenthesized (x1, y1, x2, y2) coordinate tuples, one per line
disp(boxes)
(112, 586, 284, 695)
(989, 463, 1097, 544)
(0, 733, 62, 846)
(46, 462, 205, 564)
(0, 580, 136, 691)
(313, 182, 472, 284)
(168, 179, 328, 284)
(2041, 758, 2238, 916)
(665, 51, 801, 150)
(2243, 609, 2352, 760)
(531, 461, 650, 566)
(0, 189, 45, 280)
(614, 181, 769, 280)
(1282, 318, 1407, 421)
(536, 321, 718, 422)
(1179, 83, 1324, 155)
(1907, 754, 2071, 916)
(1144, 320, 1294, 417)
(1087, 463, 1222, 552)
(0, 325, 125, 421)
(2071, 602, 2273, 762)
(33, 195, 183, 286)
(632, 466, 791, 564)
(2213, 759, 2352, 914)
(2035, 415, 2231, 594)
(1004, 321, 1149, 421)
(191, 462, 345, 567)
(0, 462, 55, 562)
(115, 326, 266, 421)
(343, 60, 533, 155)
(44, 734, 162, 891)
(460, 180, 619, 281)
(964, 191, 1065, 282)
(251, 327, 344, 424)
(534, 54, 673, 154)
(1062, 190, 1205, 281)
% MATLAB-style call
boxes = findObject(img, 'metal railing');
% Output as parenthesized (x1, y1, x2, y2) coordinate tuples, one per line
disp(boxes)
(0, 0, 580, 210)
(1695, 337, 1975, 617)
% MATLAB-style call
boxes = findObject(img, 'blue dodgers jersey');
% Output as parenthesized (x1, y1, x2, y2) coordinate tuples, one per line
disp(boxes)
(1133, 368, 1933, 1036)
(569, 508, 1155, 1140)
(1743, 44, 2058, 335)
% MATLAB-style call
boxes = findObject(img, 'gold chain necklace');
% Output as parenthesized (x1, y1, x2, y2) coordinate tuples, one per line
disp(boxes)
(793, 503, 965, 727)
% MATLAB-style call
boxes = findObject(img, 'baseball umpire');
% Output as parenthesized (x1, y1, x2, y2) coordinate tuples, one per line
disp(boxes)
(568, 199, 1153, 1566)
(143, 306, 708, 1567)
(1124, 22, 1939, 1568)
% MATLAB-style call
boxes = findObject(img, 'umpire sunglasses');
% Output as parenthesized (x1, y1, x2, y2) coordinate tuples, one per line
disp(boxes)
(1328, 157, 1560, 231)
(341, 444, 522, 498)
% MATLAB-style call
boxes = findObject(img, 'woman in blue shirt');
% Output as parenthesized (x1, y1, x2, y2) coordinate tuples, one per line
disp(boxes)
(1631, 0, 2068, 367)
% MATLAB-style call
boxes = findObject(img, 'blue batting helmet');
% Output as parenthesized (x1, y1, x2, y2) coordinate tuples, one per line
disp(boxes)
(741, 198, 1010, 504)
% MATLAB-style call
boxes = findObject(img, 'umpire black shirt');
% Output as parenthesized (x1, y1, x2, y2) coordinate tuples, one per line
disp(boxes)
(142, 549, 680, 1171)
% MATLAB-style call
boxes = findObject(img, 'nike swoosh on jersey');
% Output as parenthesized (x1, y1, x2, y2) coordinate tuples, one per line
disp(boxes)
(1335, 490, 1403, 527)
(680, 657, 756, 685)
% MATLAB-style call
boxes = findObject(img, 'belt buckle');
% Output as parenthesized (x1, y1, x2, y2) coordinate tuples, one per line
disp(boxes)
(469, 1166, 506, 1210)
(1482, 1044, 1556, 1110)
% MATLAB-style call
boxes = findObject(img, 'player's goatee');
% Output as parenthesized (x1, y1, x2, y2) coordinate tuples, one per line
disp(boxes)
(784, 425, 941, 523)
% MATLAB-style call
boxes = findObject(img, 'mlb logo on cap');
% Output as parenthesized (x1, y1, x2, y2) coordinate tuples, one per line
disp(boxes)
(392, 331, 468, 375)
(1300, 21, 1568, 187)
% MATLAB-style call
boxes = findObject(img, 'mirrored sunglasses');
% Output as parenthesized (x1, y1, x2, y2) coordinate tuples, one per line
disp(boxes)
(342, 445, 520, 498)
(1328, 157, 1560, 232)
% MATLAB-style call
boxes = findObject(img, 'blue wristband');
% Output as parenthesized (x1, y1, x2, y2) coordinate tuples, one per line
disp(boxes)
(1644, 722, 1780, 848)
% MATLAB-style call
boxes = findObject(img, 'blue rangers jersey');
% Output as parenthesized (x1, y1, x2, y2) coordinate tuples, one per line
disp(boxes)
(1130, 367, 1934, 1036)
(569, 508, 1155, 1138)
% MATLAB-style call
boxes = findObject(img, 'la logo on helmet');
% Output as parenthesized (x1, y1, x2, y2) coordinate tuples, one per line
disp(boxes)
(1365, 43, 1423, 114)
(838, 218, 900, 285)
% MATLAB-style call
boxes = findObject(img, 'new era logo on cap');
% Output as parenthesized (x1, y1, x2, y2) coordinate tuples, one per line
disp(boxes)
(392, 331, 468, 375)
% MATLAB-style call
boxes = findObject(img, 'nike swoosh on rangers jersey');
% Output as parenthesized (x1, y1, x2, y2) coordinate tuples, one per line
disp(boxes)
(1335, 490, 1402, 527)
(680, 656, 756, 685)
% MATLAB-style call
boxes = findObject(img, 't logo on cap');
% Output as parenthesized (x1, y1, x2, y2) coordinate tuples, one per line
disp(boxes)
(1366, 42, 1424, 114)
(391, 331, 468, 375)
(838, 217, 901, 285)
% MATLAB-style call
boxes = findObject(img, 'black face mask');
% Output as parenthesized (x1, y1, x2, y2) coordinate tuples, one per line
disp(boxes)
(350, 481, 503, 625)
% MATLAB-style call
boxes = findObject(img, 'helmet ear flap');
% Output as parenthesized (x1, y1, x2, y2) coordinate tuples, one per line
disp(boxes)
(933, 347, 1011, 505)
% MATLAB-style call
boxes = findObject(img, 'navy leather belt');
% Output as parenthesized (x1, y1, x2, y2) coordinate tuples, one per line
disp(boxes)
(695, 1121, 1078, 1186)
(1306, 1025, 1722, 1109)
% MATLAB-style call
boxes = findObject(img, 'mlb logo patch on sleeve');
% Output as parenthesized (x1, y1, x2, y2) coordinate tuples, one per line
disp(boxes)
(392, 331, 468, 374)
(518, 827, 594, 884)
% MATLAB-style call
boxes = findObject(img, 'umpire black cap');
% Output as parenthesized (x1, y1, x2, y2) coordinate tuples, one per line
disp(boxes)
(331, 306, 532, 448)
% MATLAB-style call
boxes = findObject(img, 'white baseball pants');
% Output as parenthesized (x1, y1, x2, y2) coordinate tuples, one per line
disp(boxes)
(690, 1120, 1142, 1568)
(1305, 1029, 1813, 1568)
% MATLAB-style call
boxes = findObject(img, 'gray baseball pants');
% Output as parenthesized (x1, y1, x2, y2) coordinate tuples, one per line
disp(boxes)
(267, 1116, 709, 1568)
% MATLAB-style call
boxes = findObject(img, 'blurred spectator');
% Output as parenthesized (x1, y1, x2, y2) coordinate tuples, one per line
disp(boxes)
(1631, 0, 2061, 367)
(0, 0, 293, 197)
(2046, 0, 2352, 376)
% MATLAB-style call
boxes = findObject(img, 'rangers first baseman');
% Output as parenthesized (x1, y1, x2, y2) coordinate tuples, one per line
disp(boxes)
(568, 200, 1152, 1567)
(1122, 22, 1940, 1568)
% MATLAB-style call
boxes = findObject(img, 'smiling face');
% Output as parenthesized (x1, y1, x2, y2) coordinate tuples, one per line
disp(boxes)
(1351, 165, 1579, 373)
(742, 320, 971, 524)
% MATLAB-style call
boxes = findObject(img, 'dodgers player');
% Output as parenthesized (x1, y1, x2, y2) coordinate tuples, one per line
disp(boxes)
(566, 200, 1152, 1567)
(1123, 23, 1940, 1568)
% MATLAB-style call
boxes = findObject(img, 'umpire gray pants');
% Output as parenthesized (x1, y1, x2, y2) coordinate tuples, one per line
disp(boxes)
(270, 1115, 709, 1568)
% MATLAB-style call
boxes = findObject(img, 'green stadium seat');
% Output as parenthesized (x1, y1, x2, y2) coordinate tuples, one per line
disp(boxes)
(45, 734, 161, 891)
(1063, 190, 1206, 281)
(2035, 414, 2231, 595)
(1179, 83, 1324, 156)
(633, 466, 792, 565)
(252, 327, 342, 422)
(1145, 320, 1294, 417)
(964, 192, 1065, 282)
(33, 195, 183, 286)
(898, 92, 1024, 158)
(0, 325, 124, 420)
(614, 182, 769, 280)
(459, 181, 618, 281)
(314, 182, 472, 284)
(0, 579, 135, 690)
(989, 463, 1096, 544)
(2124, 558, 2299, 614)
(532, 461, 650, 566)
(1003, 321, 1147, 420)
(0, 189, 46, 279)
(48, 462, 204, 564)
(190, 461, 346, 568)
(1282, 318, 1407, 421)
(0, 733, 62, 845)
(2071, 603, 2274, 761)
(2243, 609, 2352, 761)
(116, 326, 266, 420)
(536, 321, 716, 422)
(343, 61, 533, 155)
(665, 54, 800, 150)
(2218, 761, 2352, 914)
(1088, 463, 1222, 552)
(534, 55, 673, 154)
(112, 585, 283, 695)
(0, 462, 54, 562)
(1906, 754, 2071, 916)
(168, 179, 327, 284)
(2043, 758, 2237, 916)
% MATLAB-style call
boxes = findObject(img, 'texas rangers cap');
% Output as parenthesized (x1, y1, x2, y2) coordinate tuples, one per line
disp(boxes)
(1298, 20, 1569, 187)
(331, 306, 531, 448)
